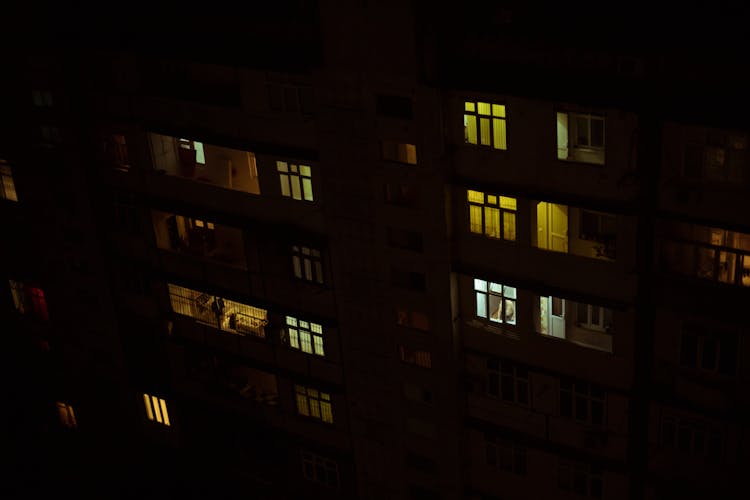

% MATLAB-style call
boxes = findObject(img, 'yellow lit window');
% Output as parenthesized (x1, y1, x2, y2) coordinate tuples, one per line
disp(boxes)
(143, 393, 171, 426)
(277, 161, 314, 201)
(57, 402, 77, 429)
(0, 160, 18, 202)
(382, 141, 418, 165)
(467, 190, 516, 241)
(464, 100, 507, 150)
(295, 384, 333, 423)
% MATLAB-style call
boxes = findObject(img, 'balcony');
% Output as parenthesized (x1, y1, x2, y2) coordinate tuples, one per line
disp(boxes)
(168, 284, 267, 338)
(532, 202, 616, 262)
(658, 222, 750, 287)
(149, 133, 260, 195)
(152, 210, 247, 269)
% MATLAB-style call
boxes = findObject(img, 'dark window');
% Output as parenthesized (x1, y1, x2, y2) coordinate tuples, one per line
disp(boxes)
(560, 379, 605, 426)
(384, 182, 419, 208)
(376, 94, 413, 119)
(391, 268, 426, 291)
(387, 227, 423, 252)
(680, 325, 737, 376)
(486, 358, 529, 406)
(405, 452, 437, 474)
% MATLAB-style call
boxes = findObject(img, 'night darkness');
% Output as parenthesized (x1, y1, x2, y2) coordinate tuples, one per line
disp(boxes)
(3, 1, 750, 499)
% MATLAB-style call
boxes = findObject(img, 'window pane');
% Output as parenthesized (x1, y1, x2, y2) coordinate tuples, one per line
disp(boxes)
(489, 295, 502, 323)
(467, 190, 484, 203)
(279, 174, 291, 197)
(493, 118, 507, 150)
(484, 207, 500, 238)
(469, 205, 483, 234)
(681, 332, 697, 367)
(701, 337, 718, 370)
(465, 115, 477, 144)
(480, 117, 491, 145)
(575, 116, 589, 146)
(591, 119, 604, 147)
(474, 279, 488, 291)
(302, 178, 314, 201)
(503, 212, 516, 241)
(465, 101, 475, 112)
(477, 102, 491, 115)
(503, 286, 516, 299)
(291, 176, 302, 200)
(476, 292, 487, 318)
(499, 196, 517, 210)
(492, 103, 506, 118)
(505, 299, 516, 324)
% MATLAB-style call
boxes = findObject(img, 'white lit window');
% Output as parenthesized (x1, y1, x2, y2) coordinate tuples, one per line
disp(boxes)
(295, 384, 334, 423)
(143, 393, 171, 426)
(292, 246, 324, 284)
(556, 112, 605, 165)
(474, 279, 516, 325)
(464, 101, 507, 149)
(284, 316, 325, 356)
(467, 190, 516, 241)
(0, 160, 19, 202)
(178, 138, 205, 165)
(277, 161, 313, 201)
(301, 451, 339, 488)
(57, 402, 77, 429)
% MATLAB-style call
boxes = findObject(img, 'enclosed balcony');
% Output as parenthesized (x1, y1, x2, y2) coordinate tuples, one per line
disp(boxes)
(148, 133, 260, 195)
(532, 202, 617, 261)
(152, 210, 247, 268)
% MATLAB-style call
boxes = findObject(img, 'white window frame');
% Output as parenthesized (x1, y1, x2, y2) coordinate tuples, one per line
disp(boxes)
(295, 384, 334, 423)
(285, 315, 325, 356)
(301, 451, 339, 488)
(474, 279, 517, 325)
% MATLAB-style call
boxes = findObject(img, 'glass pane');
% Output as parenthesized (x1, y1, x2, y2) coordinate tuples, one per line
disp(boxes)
(467, 189, 484, 203)
(575, 116, 589, 146)
(480, 117, 491, 145)
(477, 102, 491, 115)
(276, 161, 288, 172)
(484, 207, 500, 238)
(591, 118, 604, 147)
(469, 205, 483, 234)
(503, 286, 516, 299)
(279, 174, 291, 197)
(489, 282, 503, 293)
(464, 101, 475, 112)
(299, 165, 311, 176)
(499, 196, 517, 210)
(505, 299, 516, 324)
(474, 279, 488, 291)
(503, 212, 516, 241)
(492, 103, 506, 118)
(493, 118, 507, 150)
(464, 115, 477, 144)
(701, 337, 718, 370)
(476, 292, 487, 318)
(291, 176, 302, 200)
(489, 295, 502, 323)
(302, 178, 314, 201)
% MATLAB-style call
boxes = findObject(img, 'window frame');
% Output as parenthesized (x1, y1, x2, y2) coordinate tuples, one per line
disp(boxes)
(467, 189, 517, 241)
(294, 384, 334, 424)
(277, 161, 314, 201)
(486, 358, 529, 406)
(559, 379, 606, 426)
(301, 450, 340, 488)
(143, 393, 171, 426)
(473, 279, 517, 326)
(283, 315, 325, 357)
(0, 160, 19, 202)
(292, 245, 324, 284)
(463, 100, 508, 150)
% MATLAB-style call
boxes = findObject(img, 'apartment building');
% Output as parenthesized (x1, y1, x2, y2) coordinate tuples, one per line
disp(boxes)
(4, 2, 749, 499)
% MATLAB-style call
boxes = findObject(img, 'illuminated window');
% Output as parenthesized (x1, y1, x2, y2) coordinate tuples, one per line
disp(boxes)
(659, 222, 750, 287)
(556, 112, 605, 165)
(0, 160, 18, 202)
(474, 279, 516, 325)
(486, 358, 528, 405)
(143, 393, 171, 426)
(464, 101, 507, 150)
(557, 459, 603, 499)
(467, 190, 516, 241)
(680, 325, 737, 375)
(559, 379, 605, 426)
(399, 345, 432, 368)
(9, 280, 48, 320)
(277, 161, 313, 201)
(292, 246, 324, 284)
(396, 308, 430, 331)
(660, 414, 723, 461)
(301, 451, 339, 488)
(382, 141, 417, 165)
(32, 89, 53, 107)
(57, 402, 77, 429)
(485, 433, 526, 475)
(178, 138, 205, 165)
(168, 284, 268, 338)
(295, 384, 334, 423)
(536, 296, 614, 352)
(283, 316, 325, 356)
